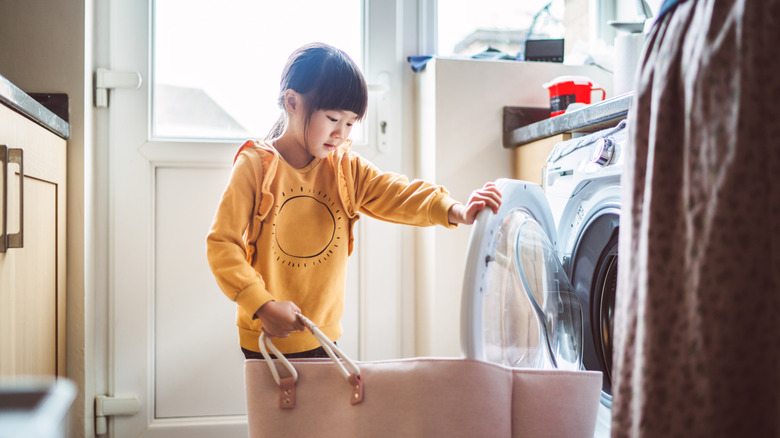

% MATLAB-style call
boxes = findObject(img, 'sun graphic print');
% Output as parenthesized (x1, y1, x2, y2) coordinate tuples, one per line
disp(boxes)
(270, 186, 346, 268)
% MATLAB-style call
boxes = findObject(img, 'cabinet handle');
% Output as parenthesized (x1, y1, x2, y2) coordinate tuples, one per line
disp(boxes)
(1, 145, 23, 252)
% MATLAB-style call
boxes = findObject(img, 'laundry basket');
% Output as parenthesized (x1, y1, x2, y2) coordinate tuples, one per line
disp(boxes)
(245, 315, 602, 438)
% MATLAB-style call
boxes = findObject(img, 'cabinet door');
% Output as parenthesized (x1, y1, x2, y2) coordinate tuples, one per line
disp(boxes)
(0, 103, 67, 377)
(514, 134, 572, 186)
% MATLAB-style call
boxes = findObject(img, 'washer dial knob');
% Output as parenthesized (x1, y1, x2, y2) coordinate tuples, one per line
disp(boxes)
(591, 137, 615, 166)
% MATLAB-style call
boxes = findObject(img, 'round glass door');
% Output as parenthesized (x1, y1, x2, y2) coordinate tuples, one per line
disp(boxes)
(482, 208, 583, 370)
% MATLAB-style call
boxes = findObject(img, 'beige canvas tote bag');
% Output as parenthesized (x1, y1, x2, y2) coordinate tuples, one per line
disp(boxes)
(245, 315, 601, 438)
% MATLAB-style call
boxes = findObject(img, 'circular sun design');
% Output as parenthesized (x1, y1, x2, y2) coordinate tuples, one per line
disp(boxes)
(271, 186, 345, 268)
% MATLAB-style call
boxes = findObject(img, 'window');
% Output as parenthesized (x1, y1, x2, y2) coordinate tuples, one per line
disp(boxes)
(437, 0, 565, 58)
(152, 0, 363, 141)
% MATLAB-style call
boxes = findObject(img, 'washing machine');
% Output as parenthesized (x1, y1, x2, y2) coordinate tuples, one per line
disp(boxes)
(461, 120, 627, 438)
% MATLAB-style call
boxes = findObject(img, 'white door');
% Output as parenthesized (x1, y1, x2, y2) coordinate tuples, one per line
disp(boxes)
(102, 1, 407, 436)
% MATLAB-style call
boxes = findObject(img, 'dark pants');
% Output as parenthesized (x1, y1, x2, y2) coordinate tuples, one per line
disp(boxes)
(242, 345, 332, 360)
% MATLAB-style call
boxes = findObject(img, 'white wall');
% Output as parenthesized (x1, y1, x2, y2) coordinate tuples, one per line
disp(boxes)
(415, 58, 613, 357)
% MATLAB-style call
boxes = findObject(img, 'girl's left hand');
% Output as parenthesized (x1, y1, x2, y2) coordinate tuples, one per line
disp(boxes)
(448, 182, 502, 225)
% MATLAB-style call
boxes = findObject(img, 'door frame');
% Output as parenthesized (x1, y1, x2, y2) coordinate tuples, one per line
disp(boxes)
(93, 0, 433, 436)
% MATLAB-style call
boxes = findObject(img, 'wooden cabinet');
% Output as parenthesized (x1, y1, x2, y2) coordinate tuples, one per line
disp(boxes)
(0, 101, 67, 377)
(513, 133, 571, 186)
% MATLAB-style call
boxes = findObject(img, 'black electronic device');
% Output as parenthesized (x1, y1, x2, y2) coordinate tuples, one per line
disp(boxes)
(524, 39, 564, 63)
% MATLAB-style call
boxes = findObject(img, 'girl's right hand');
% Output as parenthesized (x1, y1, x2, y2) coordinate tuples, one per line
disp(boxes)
(255, 300, 305, 338)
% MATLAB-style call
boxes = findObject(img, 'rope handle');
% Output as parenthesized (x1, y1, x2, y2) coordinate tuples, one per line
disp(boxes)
(258, 332, 298, 384)
(258, 314, 364, 407)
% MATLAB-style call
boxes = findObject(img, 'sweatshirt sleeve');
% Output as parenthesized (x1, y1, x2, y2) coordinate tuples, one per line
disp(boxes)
(206, 151, 275, 317)
(343, 151, 459, 228)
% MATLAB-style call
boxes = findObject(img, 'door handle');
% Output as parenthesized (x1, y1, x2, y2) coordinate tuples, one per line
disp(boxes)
(1, 145, 23, 252)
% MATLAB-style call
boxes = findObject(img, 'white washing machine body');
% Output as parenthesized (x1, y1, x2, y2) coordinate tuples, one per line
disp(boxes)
(461, 121, 627, 438)
(546, 121, 626, 438)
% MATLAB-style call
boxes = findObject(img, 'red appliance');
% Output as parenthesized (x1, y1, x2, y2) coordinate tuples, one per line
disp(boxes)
(543, 76, 606, 117)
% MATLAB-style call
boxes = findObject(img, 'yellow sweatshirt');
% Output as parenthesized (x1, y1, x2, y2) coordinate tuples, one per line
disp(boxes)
(206, 140, 458, 354)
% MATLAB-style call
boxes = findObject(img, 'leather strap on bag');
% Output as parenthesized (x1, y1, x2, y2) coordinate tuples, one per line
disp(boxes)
(348, 374, 363, 405)
(279, 376, 296, 409)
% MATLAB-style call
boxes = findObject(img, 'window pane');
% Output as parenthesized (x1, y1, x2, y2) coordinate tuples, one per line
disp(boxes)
(437, 0, 565, 58)
(153, 0, 363, 140)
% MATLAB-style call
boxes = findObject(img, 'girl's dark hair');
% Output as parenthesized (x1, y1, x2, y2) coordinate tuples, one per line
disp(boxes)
(266, 43, 368, 140)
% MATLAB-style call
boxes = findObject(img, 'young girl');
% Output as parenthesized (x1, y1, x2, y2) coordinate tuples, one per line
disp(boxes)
(206, 42, 501, 359)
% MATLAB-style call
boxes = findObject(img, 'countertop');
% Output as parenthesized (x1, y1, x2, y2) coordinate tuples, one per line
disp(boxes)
(503, 93, 633, 148)
(0, 74, 70, 140)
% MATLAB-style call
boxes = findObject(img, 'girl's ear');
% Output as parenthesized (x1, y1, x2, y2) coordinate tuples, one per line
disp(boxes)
(284, 90, 301, 114)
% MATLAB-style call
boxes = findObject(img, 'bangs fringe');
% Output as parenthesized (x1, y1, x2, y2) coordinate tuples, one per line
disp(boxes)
(306, 49, 368, 120)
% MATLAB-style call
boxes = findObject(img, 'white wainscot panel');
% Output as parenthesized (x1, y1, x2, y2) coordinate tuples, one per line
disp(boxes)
(154, 166, 246, 419)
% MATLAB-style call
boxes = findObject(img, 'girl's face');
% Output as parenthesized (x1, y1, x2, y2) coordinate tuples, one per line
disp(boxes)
(303, 109, 358, 159)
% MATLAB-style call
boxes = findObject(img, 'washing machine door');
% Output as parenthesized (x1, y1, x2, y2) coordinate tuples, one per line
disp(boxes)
(461, 179, 583, 370)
